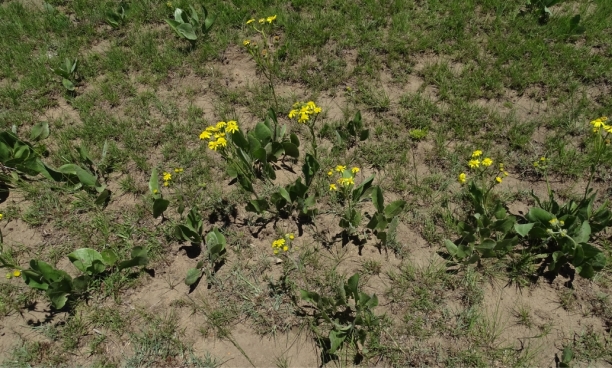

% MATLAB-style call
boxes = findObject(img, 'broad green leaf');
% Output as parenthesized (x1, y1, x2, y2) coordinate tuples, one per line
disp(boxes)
(68, 248, 105, 274)
(445, 239, 459, 257)
(118, 255, 148, 270)
(573, 221, 591, 244)
(526, 207, 555, 224)
(254, 122, 272, 144)
(282, 142, 299, 158)
(237, 173, 254, 193)
(278, 187, 291, 203)
(384, 200, 406, 218)
(514, 223, 535, 237)
(329, 329, 347, 354)
(231, 130, 249, 150)
(203, 13, 215, 32)
(177, 23, 197, 40)
(73, 275, 90, 292)
(95, 189, 111, 206)
(152, 198, 169, 218)
(62, 78, 75, 91)
(185, 268, 202, 286)
(101, 249, 118, 266)
(359, 129, 369, 141)
(302, 153, 319, 186)
(572, 244, 585, 267)
(290, 133, 300, 147)
(30, 122, 50, 141)
(371, 186, 384, 213)
(149, 168, 160, 195)
(47, 289, 69, 309)
(352, 175, 374, 202)
(245, 198, 269, 214)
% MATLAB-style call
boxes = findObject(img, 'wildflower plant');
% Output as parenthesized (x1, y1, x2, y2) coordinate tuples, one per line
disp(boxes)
(271, 233, 295, 255)
(366, 186, 406, 249)
(330, 111, 369, 150)
(184, 228, 227, 288)
(301, 273, 381, 358)
(149, 168, 170, 218)
(52, 57, 78, 91)
(243, 14, 280, 109)
(329, 166, 374, 235)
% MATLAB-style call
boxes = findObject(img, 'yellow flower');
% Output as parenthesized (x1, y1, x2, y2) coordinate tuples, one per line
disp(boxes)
(208, 140, 219, 151)
(468, 159, 480, 169)
(216, 121, 226, 130)
(482, 158, 493, 167)
(214, 133, 225, 139)
(174, 168, 184, 173)
(243, 40, 250, 46)
(282, 245, 288, 252)
(339, 177, 355, 187)
(273, 249, 279, 254)
(495, 177, 502, 184)
(549, 218, 559, 226)
(258, 18, 265, 24)
(12, 270, 21, 277)
(329, 183, 337, 191)
(288, 109, 298, 119)
(503, 171, 509, 177)
(604, 125, 612, 134)
(163, 172, 172, 181)
(226, 121, 239, 134)
(351, 167, 360, 174)
(327, 170, 333, 176)
(313, 106, 322, 114)
(163, 181, 170, 187)
(0, 213, 3, 220)
(335, 165, 346, 172)
(591, 117, 606, 128)
(216, 137, 227, 147)
(246, 18, 255, 24)
(166, 1, 172, 8)
(540, 157, 547, 162)
(471, 150, 483, 158)
(458, 173, 466, 184)
(266, 15, 277, 23)
(298, 112, 309, 124)
(200, 130, 212, 140)
(153, 189, 159, 194)
(288, 233, 295, 240)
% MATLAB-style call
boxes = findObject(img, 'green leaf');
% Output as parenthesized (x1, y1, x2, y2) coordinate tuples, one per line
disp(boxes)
(101, 249, 118, 266)
(254, 122, 272, 144)
(352, 175, 374, 202)
(526, 207, 555, 224)
(573, 221, 591, 244)
(231, 130, 249, 150)
(290, 133, 300, 147)
(445, 239, 459, 257)
(203, 12, 215, 32)
(68, 248, 105, 275)
(118, 255, 148, 270)
(47, 289, 69, 309)
(177, 23, 197, 40)
(237, 173, 254, 193)
(302, 153, 319, 186)
(300, 290, 320, 304)
(245, 199, 269, 214)
(30, 122, 50, 141)
(152, 198, 169, 218)
(185, 268, 202, 286)
(95, 189, 111, 206)
(384, 200, 406, 218)
(514, 223, 535, 237)
(149, 168, 160, 196)
(329, 329, 347, 354)
(282, 142, 299, 158)
(371, 186, 384, 213)
(561, 346, 573, 365)
(62, 78, 75, 91)
(359, 129, 369, 141)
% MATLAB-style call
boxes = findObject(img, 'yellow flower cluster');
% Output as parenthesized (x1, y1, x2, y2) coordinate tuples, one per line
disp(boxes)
(288, 101, 322, 124)
(199, 121, 239, 151)
(328, 165, 359, 191)
(461, 150, 508, 185)
(162, 172, 172, 187)
(533, 156, 547, 169)
(271, 233, 295, 255)
(246, 15, 276, 25)
(591, 116, 611, 133)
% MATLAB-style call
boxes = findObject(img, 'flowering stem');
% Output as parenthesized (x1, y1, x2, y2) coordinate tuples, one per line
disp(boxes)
(583, 131, 609, 200)
(308, 117, 319, 160)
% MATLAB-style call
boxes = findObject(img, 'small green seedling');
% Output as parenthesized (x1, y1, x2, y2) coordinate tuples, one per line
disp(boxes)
(334, 111, 369, 148)
(174, 207, 204, 243)
(106, 2, 128, 28)
(52, 58, 78, 91)
(185, 228, 227, 287)
(166, 5, 215, 42)
(366, 186, 406, 247)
